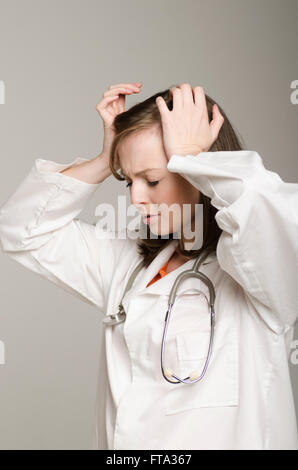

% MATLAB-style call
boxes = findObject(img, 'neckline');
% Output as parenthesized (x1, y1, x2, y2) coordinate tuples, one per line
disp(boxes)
(133, 239, 218, 295)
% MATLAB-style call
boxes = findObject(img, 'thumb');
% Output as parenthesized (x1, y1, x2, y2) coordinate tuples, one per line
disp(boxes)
(156, 96, 169, 117)
(209, 104, 224, 141)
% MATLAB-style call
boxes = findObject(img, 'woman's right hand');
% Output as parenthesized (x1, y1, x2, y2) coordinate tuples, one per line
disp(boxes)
(95, 82, 143, 170)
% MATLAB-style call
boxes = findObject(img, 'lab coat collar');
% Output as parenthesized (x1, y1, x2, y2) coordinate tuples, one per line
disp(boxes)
(127, 239, 218, 297)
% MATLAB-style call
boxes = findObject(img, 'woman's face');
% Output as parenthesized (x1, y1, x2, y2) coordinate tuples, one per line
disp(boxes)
(118, 125, 200, 242)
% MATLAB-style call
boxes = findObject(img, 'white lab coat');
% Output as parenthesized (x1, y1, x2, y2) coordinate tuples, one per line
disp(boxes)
(0, 150, 298, 450)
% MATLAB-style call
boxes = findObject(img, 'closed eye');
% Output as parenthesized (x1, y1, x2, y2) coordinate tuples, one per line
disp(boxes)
(125, 181, 159, 188)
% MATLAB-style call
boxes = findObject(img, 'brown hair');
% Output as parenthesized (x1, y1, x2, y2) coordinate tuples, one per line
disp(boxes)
(109, 85, 246, 268)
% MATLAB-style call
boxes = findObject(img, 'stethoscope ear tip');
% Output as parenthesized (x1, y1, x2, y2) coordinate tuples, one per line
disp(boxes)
(189, 371, 199, 380)
(164, 368, 200, 381)
(164, 367, 174, 378)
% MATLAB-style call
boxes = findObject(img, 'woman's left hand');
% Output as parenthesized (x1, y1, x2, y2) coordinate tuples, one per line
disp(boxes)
(155, 83, 224, 160)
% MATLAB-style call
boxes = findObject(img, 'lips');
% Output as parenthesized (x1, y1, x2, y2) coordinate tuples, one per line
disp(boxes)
(142, 214, 159, 224)
(140, 210, 160, 216)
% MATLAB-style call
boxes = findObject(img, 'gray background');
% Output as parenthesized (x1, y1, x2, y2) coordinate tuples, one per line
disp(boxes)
(0, 0, 297, 450)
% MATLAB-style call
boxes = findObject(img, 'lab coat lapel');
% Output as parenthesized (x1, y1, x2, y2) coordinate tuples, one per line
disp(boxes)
(121, 239, 178, 314)
(122, 238, 218, 313)
(135, 239, 218, 297)
(138, 242, 195, 296)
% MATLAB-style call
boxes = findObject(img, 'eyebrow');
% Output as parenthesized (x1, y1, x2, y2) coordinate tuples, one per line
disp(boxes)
(120, 168, 163, 178)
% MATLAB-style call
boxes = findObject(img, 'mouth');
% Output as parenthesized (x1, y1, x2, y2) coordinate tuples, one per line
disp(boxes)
(142, 214, 160, 224)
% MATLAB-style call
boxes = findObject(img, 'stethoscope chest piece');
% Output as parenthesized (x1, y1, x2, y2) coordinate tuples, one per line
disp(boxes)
(102, 260, 145, 326)
(102, 306, 126, 325)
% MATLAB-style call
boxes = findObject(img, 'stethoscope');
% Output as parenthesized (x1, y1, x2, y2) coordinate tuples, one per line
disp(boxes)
(103, 249, 216, 385)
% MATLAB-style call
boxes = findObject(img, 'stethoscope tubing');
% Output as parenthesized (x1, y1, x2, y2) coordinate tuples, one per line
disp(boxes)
(161, 250, 216, 384)
(103, 248, 216, 385)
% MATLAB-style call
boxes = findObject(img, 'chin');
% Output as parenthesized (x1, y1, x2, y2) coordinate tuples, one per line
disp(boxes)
(149, 225, 176, 239)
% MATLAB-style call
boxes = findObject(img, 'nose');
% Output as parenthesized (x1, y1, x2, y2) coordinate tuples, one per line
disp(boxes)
(130, 185, 159, 216)
(130, 182, 149, 208)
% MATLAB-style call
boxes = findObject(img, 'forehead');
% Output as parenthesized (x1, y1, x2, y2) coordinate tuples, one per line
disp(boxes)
(118, 126, 168, 176)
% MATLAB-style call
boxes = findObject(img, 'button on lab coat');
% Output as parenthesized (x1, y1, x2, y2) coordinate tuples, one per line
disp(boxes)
(0, 150, 298, 450)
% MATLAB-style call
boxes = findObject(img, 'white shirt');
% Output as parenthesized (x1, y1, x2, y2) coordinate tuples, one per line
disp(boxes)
(0, 150, 297, 450)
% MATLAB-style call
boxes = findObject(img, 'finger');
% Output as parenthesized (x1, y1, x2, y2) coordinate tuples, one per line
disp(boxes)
(109, 83, 142, 87)
(193, 87, 206, 109)
(103, 87, 138, 97)
(156, 96, 170, 116)
(109, 83, 142, 90)
(112, 98, 122, 115)
(169, 84, 179, 96)
(178, 83, 194, 107)
(96, 95, 121, 111)
(171, 87, 183, 109)
(209, 104, 225, 141)
(194, 87, 209, 123)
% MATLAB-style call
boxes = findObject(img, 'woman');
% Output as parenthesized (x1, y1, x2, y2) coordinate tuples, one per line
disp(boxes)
(0, 83, 297, 450)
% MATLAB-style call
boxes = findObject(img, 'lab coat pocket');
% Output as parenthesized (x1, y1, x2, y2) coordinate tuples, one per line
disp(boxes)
(165, 322, 239, 415)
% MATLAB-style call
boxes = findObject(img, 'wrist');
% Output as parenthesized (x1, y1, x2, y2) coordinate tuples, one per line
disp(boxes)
(168, 146, 204, 158)
(92, 153, 112, 181)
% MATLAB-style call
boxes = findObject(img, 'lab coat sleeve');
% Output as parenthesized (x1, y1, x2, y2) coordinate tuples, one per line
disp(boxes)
(167, 150, 298, 335)
(0, 156, 129, 312)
